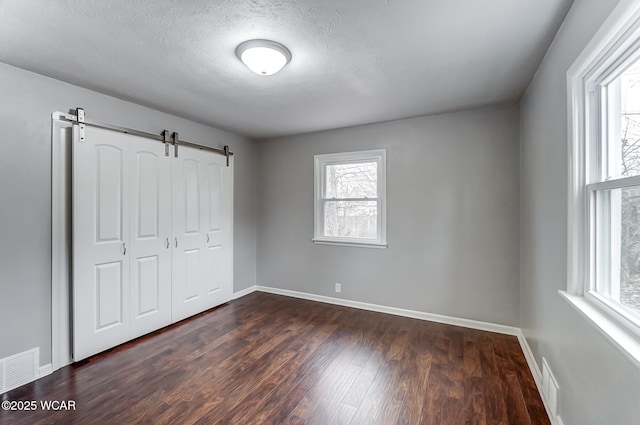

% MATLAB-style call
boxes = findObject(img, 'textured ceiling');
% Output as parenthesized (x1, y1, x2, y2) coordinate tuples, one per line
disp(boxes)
(0, 0, 573, 138)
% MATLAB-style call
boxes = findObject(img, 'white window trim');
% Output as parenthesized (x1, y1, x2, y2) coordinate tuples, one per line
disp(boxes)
(566, 0, 640, 366)
(313, 149, 387, 248)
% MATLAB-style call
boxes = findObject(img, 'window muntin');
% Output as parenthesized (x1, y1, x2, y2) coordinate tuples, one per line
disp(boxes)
(314, 150, 386, 247)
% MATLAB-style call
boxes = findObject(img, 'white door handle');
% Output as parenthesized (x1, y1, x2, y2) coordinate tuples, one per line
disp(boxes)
(165, 238, 170, 249)
(174, 237, 178, 248)
(121, 243, 126, 256)
(206, 234, 209, 243)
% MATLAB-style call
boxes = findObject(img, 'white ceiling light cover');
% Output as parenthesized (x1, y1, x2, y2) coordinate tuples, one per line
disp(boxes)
(236, 39, 292, 76)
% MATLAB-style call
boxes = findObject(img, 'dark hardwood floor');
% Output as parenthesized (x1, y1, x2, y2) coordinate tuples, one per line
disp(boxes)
(0, 292, 550, 425)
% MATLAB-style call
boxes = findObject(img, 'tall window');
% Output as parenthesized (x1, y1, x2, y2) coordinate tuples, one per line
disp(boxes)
(567, 2, 640, 355)
(313, 150, 387, 248)
(591, 57, 640, 323)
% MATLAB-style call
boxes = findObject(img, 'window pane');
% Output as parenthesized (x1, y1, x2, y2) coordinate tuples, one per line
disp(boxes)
(594, 185, 640, 319)
(325, 162, 377, 199)
(324, 200, 377, 239)
(617, 59, 640, 177)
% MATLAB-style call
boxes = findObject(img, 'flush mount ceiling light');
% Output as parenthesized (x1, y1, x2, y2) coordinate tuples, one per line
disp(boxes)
(235, 39, 292, 76)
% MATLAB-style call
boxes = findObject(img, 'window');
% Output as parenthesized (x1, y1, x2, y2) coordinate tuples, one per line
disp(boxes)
(313, 150, 387, 248)
(590, 57, 640, 325)
(567, 1, 640, 363)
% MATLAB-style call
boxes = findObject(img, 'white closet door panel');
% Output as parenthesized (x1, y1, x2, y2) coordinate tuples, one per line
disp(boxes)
(95, 261, 125, 329)
(171, 147, 206, 322)
(183, 159, 201, 234)
(184, 249, 201, 300)
(207, 162, 223, 232)
(129, 138, 172, 338)
(136, 154, 159, 238)
(136, 255, 160, 314)
(73, 126, 130, 361)
(202, 153, 232, 308)
(205, 245, 222, 294)
(95, 146, 124, 242)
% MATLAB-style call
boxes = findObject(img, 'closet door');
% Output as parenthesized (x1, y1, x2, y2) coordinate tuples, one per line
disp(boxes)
(171, 146, 206, 322)
(129, 137, 172, 338)
(202, 152, 233, 308)
(73, 127, 130, 361)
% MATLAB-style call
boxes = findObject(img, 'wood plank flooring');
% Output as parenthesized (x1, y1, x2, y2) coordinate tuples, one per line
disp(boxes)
(0, 292, 550, 425)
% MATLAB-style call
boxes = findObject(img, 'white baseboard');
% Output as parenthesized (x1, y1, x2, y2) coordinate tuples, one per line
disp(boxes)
(255, 285, 520, 336)
(39, 363, 53, 378)
(233, 285, 258, 300)
(517, 330, 564, 425)
(516, 330, 543, 387)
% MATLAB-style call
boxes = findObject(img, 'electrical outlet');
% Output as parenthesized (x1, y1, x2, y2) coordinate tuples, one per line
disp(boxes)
(335, 283, 341, 293)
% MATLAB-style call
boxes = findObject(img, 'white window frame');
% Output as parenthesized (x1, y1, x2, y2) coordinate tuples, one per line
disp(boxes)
(566, 0, 640, 365)
(313, 149, 387, 248)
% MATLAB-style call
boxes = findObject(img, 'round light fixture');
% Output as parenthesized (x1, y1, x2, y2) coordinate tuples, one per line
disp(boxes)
(235, 39, 291, 76)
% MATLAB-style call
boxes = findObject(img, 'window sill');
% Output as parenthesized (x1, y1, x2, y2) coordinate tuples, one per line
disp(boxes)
(559, 290, 640, 368)
(312, 239, 388, 249)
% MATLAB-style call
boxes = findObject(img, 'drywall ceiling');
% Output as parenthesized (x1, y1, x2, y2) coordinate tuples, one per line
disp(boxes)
(0, 0, 572, 138)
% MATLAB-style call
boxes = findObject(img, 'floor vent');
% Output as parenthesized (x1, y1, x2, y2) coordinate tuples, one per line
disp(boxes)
(541, 357, 560, 418)
(1, 348, 39, 394)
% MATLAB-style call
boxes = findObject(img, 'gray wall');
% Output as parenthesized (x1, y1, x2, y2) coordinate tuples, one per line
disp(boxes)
(520, 0, 640, 423)
(257, 105, 520, 326)
(0, 62, 257, 365)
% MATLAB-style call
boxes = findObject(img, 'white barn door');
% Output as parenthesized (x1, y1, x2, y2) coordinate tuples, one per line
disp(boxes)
(73, 127, 131, 360)
(172, 147, 233, 321)
(73, 128, 173, 360)
(202, 153, 233, 309)
(73, 126, 233, 359)
(129, 137, 172, 338)
(171, 147, 206, 322)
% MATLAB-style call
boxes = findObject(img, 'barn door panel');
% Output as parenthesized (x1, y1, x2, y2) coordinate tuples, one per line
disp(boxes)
(72, 126, 131, 361)
(129, 137, 172, 338)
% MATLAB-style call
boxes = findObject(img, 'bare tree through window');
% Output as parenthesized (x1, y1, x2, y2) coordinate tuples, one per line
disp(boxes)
(324, 162, 378, 239)
(618, 59, 640, 314)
